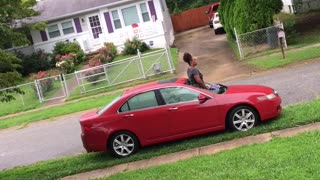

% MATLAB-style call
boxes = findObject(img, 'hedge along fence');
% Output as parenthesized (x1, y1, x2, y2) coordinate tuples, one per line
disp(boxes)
(170, 4, 212, 33)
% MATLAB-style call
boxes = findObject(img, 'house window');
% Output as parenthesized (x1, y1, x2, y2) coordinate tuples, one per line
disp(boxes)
(111, 10, 122, 29)
(48, 24, 61, 38)
(121, 5, 140, 26)
(88, 15, 102, 39)
(61, 21, 75, 35)
(140, 3, 150, 22)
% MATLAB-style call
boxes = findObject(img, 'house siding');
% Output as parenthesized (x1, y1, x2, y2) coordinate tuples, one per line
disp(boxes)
(30, 0, 174, 53)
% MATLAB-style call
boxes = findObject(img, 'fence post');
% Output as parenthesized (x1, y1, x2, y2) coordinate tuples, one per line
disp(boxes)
(165, 45, 174, 73)
(137, 49, 146, 79)
(62, 74, 69, 97)
(34, 80, 43, 103)
(280, 22, 288, 48)
(103, 64, 110, 84)
(234, 27, 243, 59)
(19, 93, 25, 106)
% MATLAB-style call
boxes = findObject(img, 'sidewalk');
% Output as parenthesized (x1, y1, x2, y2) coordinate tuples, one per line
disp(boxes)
(62, 122, 320, 180)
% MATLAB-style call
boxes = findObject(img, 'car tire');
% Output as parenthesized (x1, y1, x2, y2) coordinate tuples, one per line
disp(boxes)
(210, 24, 213, 28)
(214, 29, 219, 35)
(227, 106, 259, 131)
(108, 131, 139, 158)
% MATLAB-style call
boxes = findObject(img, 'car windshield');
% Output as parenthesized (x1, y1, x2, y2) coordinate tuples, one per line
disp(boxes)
(97, 96, 121, 115)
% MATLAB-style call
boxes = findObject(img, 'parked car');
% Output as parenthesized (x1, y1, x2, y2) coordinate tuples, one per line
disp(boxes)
(205, 2, 220, 28)
(212, 12, 224, 34)
(80, 78, 282, 157)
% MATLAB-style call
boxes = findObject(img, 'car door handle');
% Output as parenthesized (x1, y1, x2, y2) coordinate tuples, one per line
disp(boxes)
(168, 107, 178, 111)
(124, 114, 134, 118)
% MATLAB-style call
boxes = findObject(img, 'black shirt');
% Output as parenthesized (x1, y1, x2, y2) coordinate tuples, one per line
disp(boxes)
(187, 67, 203, 86)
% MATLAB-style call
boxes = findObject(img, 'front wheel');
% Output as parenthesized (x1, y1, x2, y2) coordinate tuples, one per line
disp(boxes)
(227, 106, 259, 131)
(108, 131, 139, 158)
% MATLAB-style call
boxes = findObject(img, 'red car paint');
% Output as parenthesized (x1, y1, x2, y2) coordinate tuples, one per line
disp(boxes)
(206, 2, 220, 27)
(80, 78, 282, 152)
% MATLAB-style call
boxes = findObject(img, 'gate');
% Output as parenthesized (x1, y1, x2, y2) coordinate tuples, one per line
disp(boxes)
(35, 74, 67, 102)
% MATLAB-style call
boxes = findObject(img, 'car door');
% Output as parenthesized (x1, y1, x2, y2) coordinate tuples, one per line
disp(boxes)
(159, 87, 220, 135)
(118, 90, 170, 141)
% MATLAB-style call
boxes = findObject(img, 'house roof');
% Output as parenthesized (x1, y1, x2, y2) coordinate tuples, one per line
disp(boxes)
(31, 0, 135, 23)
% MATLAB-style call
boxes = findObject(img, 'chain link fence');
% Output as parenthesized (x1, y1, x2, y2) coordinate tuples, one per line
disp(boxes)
(234, 24, 287, 58)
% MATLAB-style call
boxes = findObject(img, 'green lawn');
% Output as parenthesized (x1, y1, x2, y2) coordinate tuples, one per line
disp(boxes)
(107, 131, 320, 179)
(248, 46, 320, 69)
(0, 79, 63, 116)
(0, 99, 319, 180)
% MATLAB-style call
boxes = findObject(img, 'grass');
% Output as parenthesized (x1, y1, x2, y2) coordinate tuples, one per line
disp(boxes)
(107, 131, 320, 179)
(248, 46, 320, 69)
(0, 79, 63, 117)
(0, 99, 320, 179)
(0, 93, 121, 129)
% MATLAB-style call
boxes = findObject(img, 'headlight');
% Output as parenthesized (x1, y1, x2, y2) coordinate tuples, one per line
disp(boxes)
(257, 90, 278, 101)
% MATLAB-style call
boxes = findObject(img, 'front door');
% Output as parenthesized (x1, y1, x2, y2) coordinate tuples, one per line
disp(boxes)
(87, 14, 103, 47)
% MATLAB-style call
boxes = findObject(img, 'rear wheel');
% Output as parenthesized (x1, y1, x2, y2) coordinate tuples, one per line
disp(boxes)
(108, 131, 139, 158)
(227, 106, 259, 131)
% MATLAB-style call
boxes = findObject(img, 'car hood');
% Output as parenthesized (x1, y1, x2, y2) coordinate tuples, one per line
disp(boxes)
(225, 85, 273, 95)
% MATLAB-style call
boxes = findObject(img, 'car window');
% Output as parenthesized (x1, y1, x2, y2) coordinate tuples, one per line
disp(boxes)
(97, 96, 121, 115)
(120, 91, 158, 112)
(160, 87, 200, 104)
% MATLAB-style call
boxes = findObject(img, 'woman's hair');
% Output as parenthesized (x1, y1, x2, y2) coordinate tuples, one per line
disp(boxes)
(183, 52, 192, 65)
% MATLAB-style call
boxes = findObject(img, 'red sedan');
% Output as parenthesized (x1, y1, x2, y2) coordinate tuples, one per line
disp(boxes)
(80, 78, 282, 157)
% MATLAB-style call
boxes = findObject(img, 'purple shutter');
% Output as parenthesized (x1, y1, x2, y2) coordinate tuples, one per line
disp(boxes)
(74, 18, 82, 33)
(40, 30, 48, 42)
(148, 0, 157, 21)
(104, 12, 114, 33)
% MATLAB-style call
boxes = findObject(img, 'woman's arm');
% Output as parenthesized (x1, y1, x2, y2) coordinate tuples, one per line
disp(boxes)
(194, 74, 209, 89)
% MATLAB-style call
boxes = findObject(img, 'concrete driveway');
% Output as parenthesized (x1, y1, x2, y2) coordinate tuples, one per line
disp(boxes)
(0, 27, 319, 171)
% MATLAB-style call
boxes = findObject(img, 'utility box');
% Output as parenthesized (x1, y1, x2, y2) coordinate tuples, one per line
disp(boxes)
(152, 63, 161, 74)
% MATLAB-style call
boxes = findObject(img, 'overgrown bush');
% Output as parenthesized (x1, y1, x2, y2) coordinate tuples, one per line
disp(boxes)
(29, 70, 59, 96)
(89, 42, 117, 65)
(52, 41, 85, 65)
(16, 49, 52, 76)
(219, 0, 283, 40)
(55, 53, 76, 74)
(274, 13, 298, 44)
(123, 38, 149, 55)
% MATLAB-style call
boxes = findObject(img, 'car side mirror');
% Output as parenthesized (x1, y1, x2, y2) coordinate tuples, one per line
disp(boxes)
(198, 94, 209, 104)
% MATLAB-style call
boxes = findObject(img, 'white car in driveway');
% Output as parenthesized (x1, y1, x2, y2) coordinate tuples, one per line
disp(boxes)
(212, 12, 224, 34)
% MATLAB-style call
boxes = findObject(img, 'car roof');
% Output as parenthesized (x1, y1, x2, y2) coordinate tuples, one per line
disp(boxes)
(123, 78, 187, 96)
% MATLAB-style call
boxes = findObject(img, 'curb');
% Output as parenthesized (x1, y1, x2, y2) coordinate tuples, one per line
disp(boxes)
(62, 122, 320, 180)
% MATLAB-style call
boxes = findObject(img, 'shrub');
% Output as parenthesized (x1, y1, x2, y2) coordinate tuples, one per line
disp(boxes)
(16, 49, 52, 76)
(84, 60, 103, 85)
(91, 42, 118, 64)
(29, 70, 59, 96)
(52, 41, 86, 65)
(274, 13, 298, 44)
(219, 0, 283, 40)
(123, 38, 149, 55)
(55, 53, 76, 74)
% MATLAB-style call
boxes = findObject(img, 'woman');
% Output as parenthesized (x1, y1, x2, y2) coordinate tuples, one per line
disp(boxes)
(183, 52, 209, 89)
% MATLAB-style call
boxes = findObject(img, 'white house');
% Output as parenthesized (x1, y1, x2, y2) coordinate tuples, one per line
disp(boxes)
(28, 0, 174, 53)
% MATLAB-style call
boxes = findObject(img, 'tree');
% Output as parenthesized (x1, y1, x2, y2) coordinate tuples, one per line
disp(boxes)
(219, 0, 283, 40)
(0, 0, 40, 102)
